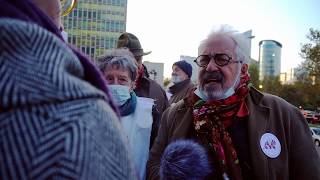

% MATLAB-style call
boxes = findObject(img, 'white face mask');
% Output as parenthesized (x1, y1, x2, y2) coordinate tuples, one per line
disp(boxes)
(108, 85, 131, 106)
(171, 74, 182, 84)
(61, 30, 68, 42)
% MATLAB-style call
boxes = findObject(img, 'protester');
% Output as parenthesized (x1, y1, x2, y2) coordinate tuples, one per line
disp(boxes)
(0, 0, 135, 179)
(96, 48, 156, 179)
(147, 25, 320, 179)
(160, 140, 211, 180)
(117, 32, 169, 147)
(168, 60, 195, 104)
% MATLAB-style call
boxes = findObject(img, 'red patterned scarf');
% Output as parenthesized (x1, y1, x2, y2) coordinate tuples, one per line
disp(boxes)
(135, 65, 145, 89)
(187, 71, 250, 180)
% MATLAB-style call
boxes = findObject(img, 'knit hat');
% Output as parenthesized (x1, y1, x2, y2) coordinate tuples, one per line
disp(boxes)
(117, 32, 151, 57)
(173, 60, 192, 78)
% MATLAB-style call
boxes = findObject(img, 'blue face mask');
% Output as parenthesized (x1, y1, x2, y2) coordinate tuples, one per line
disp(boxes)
(171, 74, 182, 84)
(195, 67, 241, 101)
(108, 85, 131, 106)
(218, 86, 235, 100)
(195, 85, 235, 101)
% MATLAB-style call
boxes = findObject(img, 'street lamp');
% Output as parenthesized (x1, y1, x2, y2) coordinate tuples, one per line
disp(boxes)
(149, 69, 157, 81)
(259, 84, 263, 89)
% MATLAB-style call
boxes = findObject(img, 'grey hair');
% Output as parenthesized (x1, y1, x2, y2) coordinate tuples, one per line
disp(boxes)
(96, 48, 138, 81)
(198, 24, 250, 64)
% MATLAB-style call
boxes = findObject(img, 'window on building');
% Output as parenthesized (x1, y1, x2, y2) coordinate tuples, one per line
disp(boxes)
(106, 39, 110, 48)
(68, 36, 72, 43)
(120, 22, 125, 31)
(86, 47, 90, 54)
(72, 35, 76, 44)
(97, 11, 101, 19)
(83, 10, 87, 18)
(106, 21, 110, 31)
(88, 11, 92, 19)
(81, 47, 86, 53)
(68, 18, 72, 26)
(79, 10, 82, 18)
(91, 37, 96, 46)
(110, 21, 115, 31)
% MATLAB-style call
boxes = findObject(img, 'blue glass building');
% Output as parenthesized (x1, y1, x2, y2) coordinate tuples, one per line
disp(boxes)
(259, 40, 282, 81)
(63, 0, 127, 59)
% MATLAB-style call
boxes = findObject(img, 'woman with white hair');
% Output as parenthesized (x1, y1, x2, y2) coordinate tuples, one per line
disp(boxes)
(97, 48, 154, 180)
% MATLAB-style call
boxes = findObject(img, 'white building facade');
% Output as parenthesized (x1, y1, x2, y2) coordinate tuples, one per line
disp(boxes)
(143, 61, 164, 87)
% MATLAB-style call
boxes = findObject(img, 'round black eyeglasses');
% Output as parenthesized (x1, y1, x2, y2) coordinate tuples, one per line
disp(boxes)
(194, 54, 242, 67)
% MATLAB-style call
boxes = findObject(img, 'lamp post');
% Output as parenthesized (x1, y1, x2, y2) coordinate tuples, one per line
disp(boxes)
(149, 69, 157, 81)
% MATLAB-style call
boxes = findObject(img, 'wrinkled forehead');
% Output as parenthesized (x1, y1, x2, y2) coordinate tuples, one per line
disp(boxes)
(199, 34, 236, 55)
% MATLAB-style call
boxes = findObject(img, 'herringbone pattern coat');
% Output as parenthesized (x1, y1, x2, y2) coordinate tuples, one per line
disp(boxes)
(0, 18, 135, 180)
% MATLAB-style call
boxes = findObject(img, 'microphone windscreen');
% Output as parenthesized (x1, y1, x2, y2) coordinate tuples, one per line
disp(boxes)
(160, 140, 212, 180)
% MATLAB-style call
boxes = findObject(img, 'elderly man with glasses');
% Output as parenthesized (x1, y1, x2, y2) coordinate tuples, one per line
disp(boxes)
(146, 25, 320, 180)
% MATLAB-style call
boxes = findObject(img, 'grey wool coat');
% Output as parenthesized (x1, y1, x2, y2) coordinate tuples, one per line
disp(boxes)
(0, 19, 136, 180)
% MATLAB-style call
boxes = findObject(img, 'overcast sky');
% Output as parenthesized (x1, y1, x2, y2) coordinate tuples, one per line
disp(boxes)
(126, 0, 320, 77)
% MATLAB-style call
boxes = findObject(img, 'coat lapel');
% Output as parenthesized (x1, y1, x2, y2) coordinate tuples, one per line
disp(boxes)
(246, 88, 270, 180)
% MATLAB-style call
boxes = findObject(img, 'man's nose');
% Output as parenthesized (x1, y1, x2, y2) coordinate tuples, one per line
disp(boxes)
(205, 58, 219, 72)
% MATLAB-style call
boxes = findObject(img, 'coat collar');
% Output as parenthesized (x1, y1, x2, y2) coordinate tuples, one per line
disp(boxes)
(169, 79, 192, 94)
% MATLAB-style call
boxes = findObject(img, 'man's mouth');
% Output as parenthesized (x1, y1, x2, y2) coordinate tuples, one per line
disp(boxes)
(205, 78, 221, 84)
(203, 71, 223, 85)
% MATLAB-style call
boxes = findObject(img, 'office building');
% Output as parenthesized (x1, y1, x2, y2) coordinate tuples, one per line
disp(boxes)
(280, 68, 296, 84)
(242, 30, 255, 59)
(62, 0, 127, 59)
(180, 55, 198, 83)
(259, 40, 282, 81)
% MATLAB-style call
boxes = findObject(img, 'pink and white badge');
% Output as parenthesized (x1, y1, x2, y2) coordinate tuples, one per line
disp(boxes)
(260, 133, 281, 158)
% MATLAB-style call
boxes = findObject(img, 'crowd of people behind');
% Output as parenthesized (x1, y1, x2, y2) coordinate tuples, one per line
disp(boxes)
(0, 0, 320, 180)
